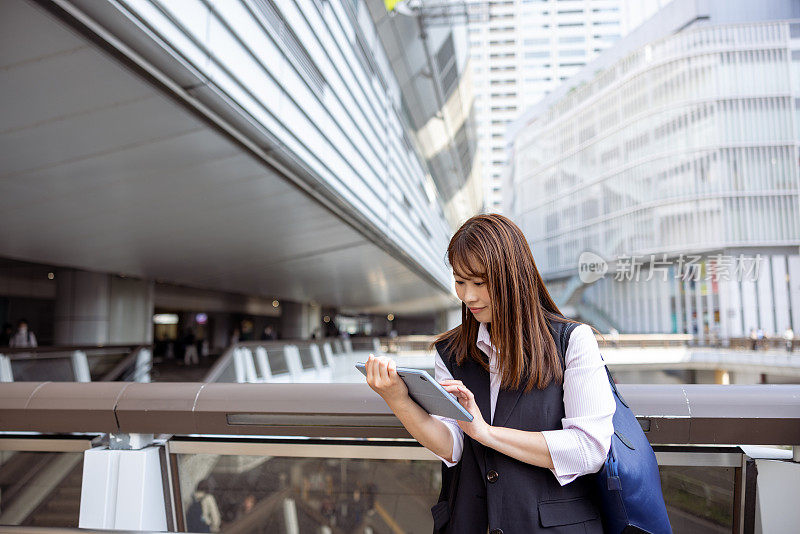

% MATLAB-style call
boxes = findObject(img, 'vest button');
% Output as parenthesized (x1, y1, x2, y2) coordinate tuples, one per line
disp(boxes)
(490, 529, 503, 534)
(486, 469, 499, 483)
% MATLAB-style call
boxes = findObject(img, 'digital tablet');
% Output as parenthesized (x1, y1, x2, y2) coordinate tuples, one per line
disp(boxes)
(355, 362, 473, 422)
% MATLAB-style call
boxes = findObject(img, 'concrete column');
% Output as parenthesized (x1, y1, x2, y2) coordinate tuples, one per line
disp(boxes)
(756, 255, 775, 336)
(741, 276, 758, 337)
(772, 255, 791, 334)
(54, 269, 153, 346)
(683, 279, 693, 337)
(788, 255, 800, 333)
(723, 276, 744, 338)
(673, 273, 684, 334)
(279, 301, 321, 340)
(713, 369, 730, 385)
(706, 266, 716, 342)
(694, 275, 705, 344)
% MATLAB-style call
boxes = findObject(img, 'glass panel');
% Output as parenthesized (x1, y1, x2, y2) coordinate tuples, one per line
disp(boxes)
(177, 453, 440, 533)
(298, 347, 315, 370)
(0, 450, 83, 527)
(660, 465, 735, 532)
(9, 358, 75, 382)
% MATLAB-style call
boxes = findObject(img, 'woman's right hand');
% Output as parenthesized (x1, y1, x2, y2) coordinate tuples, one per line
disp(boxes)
(364, 353, 409, 406)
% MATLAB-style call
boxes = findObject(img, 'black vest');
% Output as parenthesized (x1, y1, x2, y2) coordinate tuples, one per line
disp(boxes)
(431, 318, 603, 534)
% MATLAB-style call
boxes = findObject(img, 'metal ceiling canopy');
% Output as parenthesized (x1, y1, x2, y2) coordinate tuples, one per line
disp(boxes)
(0, 0, 458, 314)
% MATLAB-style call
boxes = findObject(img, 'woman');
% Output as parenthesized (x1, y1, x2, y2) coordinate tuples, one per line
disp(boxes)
(365, 214, 615, 533)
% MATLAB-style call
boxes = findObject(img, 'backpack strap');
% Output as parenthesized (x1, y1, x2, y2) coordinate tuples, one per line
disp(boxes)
(560, 322, 630, 410)
(557, 320, 580, 372)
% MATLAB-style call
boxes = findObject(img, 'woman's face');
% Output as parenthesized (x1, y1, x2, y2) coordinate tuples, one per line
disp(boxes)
(454, 267, 492, 323)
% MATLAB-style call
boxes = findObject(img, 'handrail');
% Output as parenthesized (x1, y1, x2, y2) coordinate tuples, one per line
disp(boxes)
(0, 382, 797, 445)
(99, 345, 151, 382)
(203, 337, 363, 383)
(378, 334, 798, 352)
(0, 344, 149, 357)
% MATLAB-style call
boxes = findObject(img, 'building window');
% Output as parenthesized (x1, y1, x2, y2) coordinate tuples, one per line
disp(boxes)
(525, 51, 551, 59)
(523, 38, 550, 46)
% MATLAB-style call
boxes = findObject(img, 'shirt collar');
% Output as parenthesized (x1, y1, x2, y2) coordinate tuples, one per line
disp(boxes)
(477, 322, 493, 353)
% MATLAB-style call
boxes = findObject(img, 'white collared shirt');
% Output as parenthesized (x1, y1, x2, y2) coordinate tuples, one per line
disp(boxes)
(432, 322, 615, 486)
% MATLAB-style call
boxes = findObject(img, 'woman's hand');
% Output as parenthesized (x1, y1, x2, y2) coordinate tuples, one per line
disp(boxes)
(439, 379, 491, 443)
(364, 354, 409, 406)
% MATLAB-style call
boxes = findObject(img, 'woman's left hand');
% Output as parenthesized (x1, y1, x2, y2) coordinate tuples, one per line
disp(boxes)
(440, 379, 491, 443)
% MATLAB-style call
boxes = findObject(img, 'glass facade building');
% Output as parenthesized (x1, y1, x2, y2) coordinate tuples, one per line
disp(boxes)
(508, 0, 800, 339)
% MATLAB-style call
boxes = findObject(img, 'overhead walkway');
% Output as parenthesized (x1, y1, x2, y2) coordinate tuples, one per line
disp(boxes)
(382, 334, 800, 383)
(0, 382, 797, 531)
(205, 336, 431, 384)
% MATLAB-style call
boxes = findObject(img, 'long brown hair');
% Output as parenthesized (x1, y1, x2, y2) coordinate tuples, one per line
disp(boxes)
(434, 214, 584, 392)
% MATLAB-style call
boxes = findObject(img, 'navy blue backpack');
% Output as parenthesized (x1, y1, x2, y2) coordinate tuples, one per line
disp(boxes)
(562, 322, 672, 534)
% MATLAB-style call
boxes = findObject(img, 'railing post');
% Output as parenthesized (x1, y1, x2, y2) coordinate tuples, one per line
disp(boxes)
(322, 342, 334, 364)
(255, 346, 271, 381)
(72, 350, 91, 382)
(0, 354, 13, 382)
(233, 348, 246, 383)
(134, 347, 152, 383)
(241, 348, 257, 383)
(79, 433, 167, 530)
(793, 446, 799, 463)
(282, 497, 299, 534)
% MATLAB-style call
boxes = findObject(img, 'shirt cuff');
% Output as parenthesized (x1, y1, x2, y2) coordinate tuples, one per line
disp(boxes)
(541, 429, 585, 486)
(432, 415, 463, 467)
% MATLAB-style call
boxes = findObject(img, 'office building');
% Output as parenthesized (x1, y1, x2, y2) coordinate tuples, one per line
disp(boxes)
(507, 0, 800, 339)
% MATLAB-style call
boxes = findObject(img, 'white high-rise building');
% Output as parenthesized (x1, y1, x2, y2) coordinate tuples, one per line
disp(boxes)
(468, 0, 667, 211)
(507, 0, 800, 338)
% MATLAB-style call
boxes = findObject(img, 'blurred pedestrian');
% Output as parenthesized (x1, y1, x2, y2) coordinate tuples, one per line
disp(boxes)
(260, 325, 276, 341)
(783, 326, 794, 353)
(230, 327, 240, 346)
(183, 328, 198, 366)
(608, 327, 619, 348)
(186, 479, 221, 533)
(8, 319, 37, 348)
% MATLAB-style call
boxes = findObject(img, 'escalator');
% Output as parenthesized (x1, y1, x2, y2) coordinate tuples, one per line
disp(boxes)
(0, 451, 83, 527)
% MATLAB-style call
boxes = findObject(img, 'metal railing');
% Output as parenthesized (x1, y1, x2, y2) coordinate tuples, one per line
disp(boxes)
(378, 334, 800, 353)
(203, 337, 379, 383)
(0, 383, 796, 532)
(0, 344, 152, 383)
(0, 382, 796, 443)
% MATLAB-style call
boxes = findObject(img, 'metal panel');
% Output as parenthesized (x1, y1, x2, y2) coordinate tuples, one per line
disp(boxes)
(0, 0, 455, 315)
